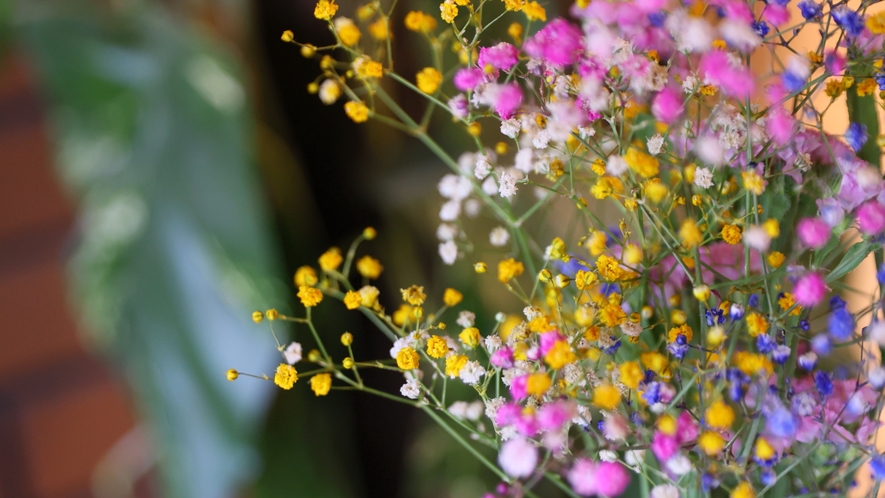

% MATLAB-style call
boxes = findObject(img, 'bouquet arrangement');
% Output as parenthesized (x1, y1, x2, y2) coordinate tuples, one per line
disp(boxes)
(230, 0, 885, 495)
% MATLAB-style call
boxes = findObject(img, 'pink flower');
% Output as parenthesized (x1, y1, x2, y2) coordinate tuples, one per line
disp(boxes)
(595, 462, 630, 496)
(524, 18, 583, 68)
(491, 347, 515, 368)
(652, 87, 683, 124)
(567, 458, 599, 496)
(857, 201, 885, 234)
(824, 50, 846, 75)
(510, 375, 528, 400)
(793, 272, 827, 306)
(537, 401, 576, 431)
(763, 4, 790, 25)
(453, 68, 485, 91)
(478, 42, 519, 71)
(651, 432, 678, 461)
(676, 410, 699, 444)
(796, 217, 831, 248)
(492, 83, 523, 119)
(539, 330, 566, 355)
(766, 111, 796, 147)
(498, 438, 538, 478)
(699, 51, 753, 98)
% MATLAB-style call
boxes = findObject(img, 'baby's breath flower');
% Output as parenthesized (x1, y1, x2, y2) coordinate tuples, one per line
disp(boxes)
(396, 347, 420, 370)
(404, 11, 437, 32)
(344, 100, 370, 123)
(310, 373, 332, 396)
(298, 285, 324, 307)
(274, 363, 299, 390)
(443, 288, 462, 307)
(416, 67, 442, 94)
(284, 342, 303, 364)
(313, 0, 339, 20)
(333, 17, 361, 46)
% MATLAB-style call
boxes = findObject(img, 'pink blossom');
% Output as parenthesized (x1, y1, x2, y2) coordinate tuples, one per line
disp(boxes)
(824, 50, 846, 75)
(793, 273, 827, 306)
(567, 458, 599, 496)
(699, 51, 753, 98)
(498, 438, 538, 478)
(453, 68, 485, 91)
(651, 432, 678, 461)
(763, 4, 790, 26)
(595, 462, 630, 496)
(537, 401, 576, 431)
(478, 42, 519, 71)
(491, 347, 514, 368)
(652, 87, 683, 124)
(796, 217, 831, 248)
(676, 410, 699, 444)
(857, 201, 885, 234)
(509, 375, 528, 400)
(766, 111, 796, 147)
(492, 83, 523, 119)
(524, 18, 583, 68)
(539, 330, 566, 355)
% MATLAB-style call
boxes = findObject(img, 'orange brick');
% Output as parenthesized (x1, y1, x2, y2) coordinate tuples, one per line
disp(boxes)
(19, 378, 136, 497)
(0, 262, 84, 380)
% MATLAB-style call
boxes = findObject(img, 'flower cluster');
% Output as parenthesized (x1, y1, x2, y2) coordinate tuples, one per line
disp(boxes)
(236, 0, 885, 496)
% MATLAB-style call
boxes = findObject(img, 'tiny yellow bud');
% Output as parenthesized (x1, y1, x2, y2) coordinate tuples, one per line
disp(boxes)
(495, 141, 508, 155)
(413, 307, 424, 318)
(252, 311, 264, 323)
(301, 44, 316, 57)
(467, 122, 482, 136)
(671, 309, 687, 325)
(693, 285, 711, 301)
(539, 269, 553, 282)
(474, 262, 488, 273)
(226, 369, 239, 381)
(707, 325, 726, 347)
(308, 349, 322, 362)
(341, 332, 354, 346)
(266, 309, 279, 321)
(343, 357, 354, 369)
(554, 274, 571, 288)
(641, 306, 653, 319)
(363, 226, 377, 239)
(307, 82, 319, 94)
(281, 30, 295, 42)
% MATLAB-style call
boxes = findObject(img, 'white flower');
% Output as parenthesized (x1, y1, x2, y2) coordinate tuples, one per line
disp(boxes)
(490, 226, 509, 247)
(744, 225, 771, 252)
(682, 75, 698, 94)
(482, 176, 499, 195)
(438, 174, 472, 201)
(719, 18, 762, 52)
(694, 167, 714, 189)
(400, 379, 421, 399)
(283, 342, 303, 364)
(485, 396, 506, 423)
(869, 366, 885, 390)
(647, 134, 665, 155)
(598, 450, 618, 462)
(578, 126, 596, 139)
(465, 401, 484, 421)
(870, 321, 885, 346)
(695, 135, 724, 165)
(474, 155, 492, 179)
(484, 335, 503, 353)
(498, 438, 538, 478)
(448, 401, 469, 419)
(499, 425, 517, 441)
(464, 199, 481, 217)
(625, 449, 646, 469)
(318, 79, 340, 104)
(439, 199, 461, 221)
(436, 223, 457, 241)
(498, 172, 518, 198)
(666, 454, 691, 475)
(389, 337, 410, 358)
(650, 484, 681, 498)
(439, 240, 458, 265)
(459, 360, 486, 385)
(514, 148, 534, 173)
(563, 363, 586, 387)
(606, 154, 628, 176)
(523, 306, 542, 320)
(532, 130, 550, 149)
(620, 321, 642, 337)
(456, 311, 475, 328)
(501, 118, 521, 138)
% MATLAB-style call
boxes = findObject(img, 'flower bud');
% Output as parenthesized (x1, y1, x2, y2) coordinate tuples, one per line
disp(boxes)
(363, 226, 377, 240)
(343, 357, 354, 369)
(226, 369, 239, 381)
(340, 332, 354, 346)
(474, 262, 487, 273)
(693, 285, 711, 301)
(252, 311, 264, 323)
(266, 309, 279, 321)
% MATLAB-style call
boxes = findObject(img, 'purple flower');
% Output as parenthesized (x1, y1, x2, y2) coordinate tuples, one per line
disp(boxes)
(846, 122, 868, 152)
(766, 405, 798, 437)
(814, 370, 834, 397)
(478, 42, 519, 72)
(798, 0, 821, 19)
(833, 7, 865, 37)
(828, 307, 855, 341)
(523, 19, 583, 68)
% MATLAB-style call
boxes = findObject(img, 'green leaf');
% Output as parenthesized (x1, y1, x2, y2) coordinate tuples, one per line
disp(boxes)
(826, 241, 874, 283)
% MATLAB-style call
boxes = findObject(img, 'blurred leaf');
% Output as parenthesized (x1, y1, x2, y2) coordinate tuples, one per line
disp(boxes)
(827, 240, 873, 283)
(16, 6, 319, 498)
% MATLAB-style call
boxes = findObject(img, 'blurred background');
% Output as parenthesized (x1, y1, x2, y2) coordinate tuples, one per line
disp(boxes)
(0, 0, 506, 497)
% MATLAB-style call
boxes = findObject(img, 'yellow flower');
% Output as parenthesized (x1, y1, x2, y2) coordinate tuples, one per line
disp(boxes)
(763, 219, 779, 237)
(522, 1, 546, 20)
(344, 101, 370, 123)
(274, 363, 299, 390)
(641, 352, 669, 375)
(416, 67, 443, 94)
(619, 361, 643, 389)
(721, 224, 742, 244)
(623, 244, 642, 265)
(503, 0, 524, 11)
(356, 255, 383, 279)
(705, 400, 735, 430)
(507, 21, 523, 40)
(825, 78, 844, 98)
(252, 310, 264, 323)
(599, 303, 627, 327)
(668, 324, 693, 343)
(319, 247, 343, 272)
(298, 285, 324, 307)
(857, 78, 878, 97)
(755, 437, 775, 460)
(733, 351, 773, 377)
(545, 340, 577, 369)
(778, 292, 802, 316)
(698, 431, 725, 455)
(314, 0, 339, 20)
(392, 304, 413, 326)
(867, 11, 885, 35)
(741, 171, 765, 195)
(767, 251, 785, 269)
(679, 219, 703, 248)
(445, 354, 468, 377)
(368, 18, 390, 40)
(356, 59, 383, 79)
(440, 0, 458, 23)
(310, 373, 332, 396)
(746, 312, 768, 337)
(358, 285, 380, 308)
(498, 258, 525, 283)
(459, 327, 481, 348)
(657, 414, 677, 435)
(334, 18, 361, 46)
(227, 369, 239, 381)
(526, 372, 551, 397)
(426, 335, 449, 358)
(344, 290, 362, 310)
(443, 288, 463, 307)
(404, 11, 437, 32)
(294, 266, 318, 287)
(396, 347, 420, 370)
(625, 147, 660, 178)
(575, 269, 598, 290)
(587, 231, 607, 256)
(596, 254, 623, 281)
(281, 30, 294, 42)
(592, 383, 621, 409)
(401, 285, 427, 306)
(732, 482, 756, 498)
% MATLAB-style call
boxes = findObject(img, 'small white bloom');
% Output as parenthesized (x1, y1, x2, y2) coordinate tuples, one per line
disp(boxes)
(598, 450, 618, 462)
(682, 75, 698, 94)
(436, 223, 457, 241)
(625, 449, 646, 469)
(448, 401, 469, 419)
(869, 366, 885, 390)
(482, 175, 499, 195)
(284, 342, 303, 364)
(647, 134, 665, 155)
(666, 454, 691, 475)
(318, 79, 340, 105)
(744, 225, 772, 252)
(484, 335, 503, 353)
(439, 199, 461, 221)
(620, 321, 642, 337)
(459, 360, 486, 385)
(439, 240, 458, 265)
(650, 484, 681, 498)
(498, 438, 538, 478)
(464, 199, 481, 217)
(490, 226, 510, 247)
(606, 154, 628, 176)
(457, 311, 476, 328)
(694, 167, 714, 189)
(695, 135, 724, 165)
(498, 172, 518, 198)
(501, 118, 521, 138)
(532, 130, 550, 149)
(870, 321, 885, 346)
(514, 148, 534, 173)
(400, 379, 421, 399)
(465, 401, 484, 421)
(389, 337, 409, 358)
(485, 396, 506, 423)
(475, 155, 492, 179)
(523, 306, 542, 320)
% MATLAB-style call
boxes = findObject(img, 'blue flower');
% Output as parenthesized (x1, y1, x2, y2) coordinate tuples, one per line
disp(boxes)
(828, 307, 856, 341)
(797, 0, 821, 19)
(833, 7, 865, 37)
(846, 123, 868, 152)
(772, 345, 791, 364)
(752, 21, 770, 37)
(830, 295, 847, 311)
(706, 307, 725, 326)
(648, 11, 666, 27)
(876, 72, 885, 91)
(667, 341, 689, 360)
(600, 283, 620, 296)
(756, 333, 777, 354)
(749, 294, 759, 308)
(701, 473, 720, 492)
(642, 382, 662, 404)
(730, 303, 745, 320)
(782, 70, 807, 93)
(761, 470, 776, 487)
(603, 339, 622, 355)
(877, 262, 885, 285)
(811, 334, 832, 356)
(871, 455, 885, 480)
(814, 370, 833, 398)
(766, 405, 798, 437)
(798, 352, 818, 370)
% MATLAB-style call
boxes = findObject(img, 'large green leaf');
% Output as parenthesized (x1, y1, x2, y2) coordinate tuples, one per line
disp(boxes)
(17, 6, 310, 498)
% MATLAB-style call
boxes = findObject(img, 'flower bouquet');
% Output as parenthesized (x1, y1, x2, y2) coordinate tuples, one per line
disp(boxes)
(230, 0, 885, 496)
